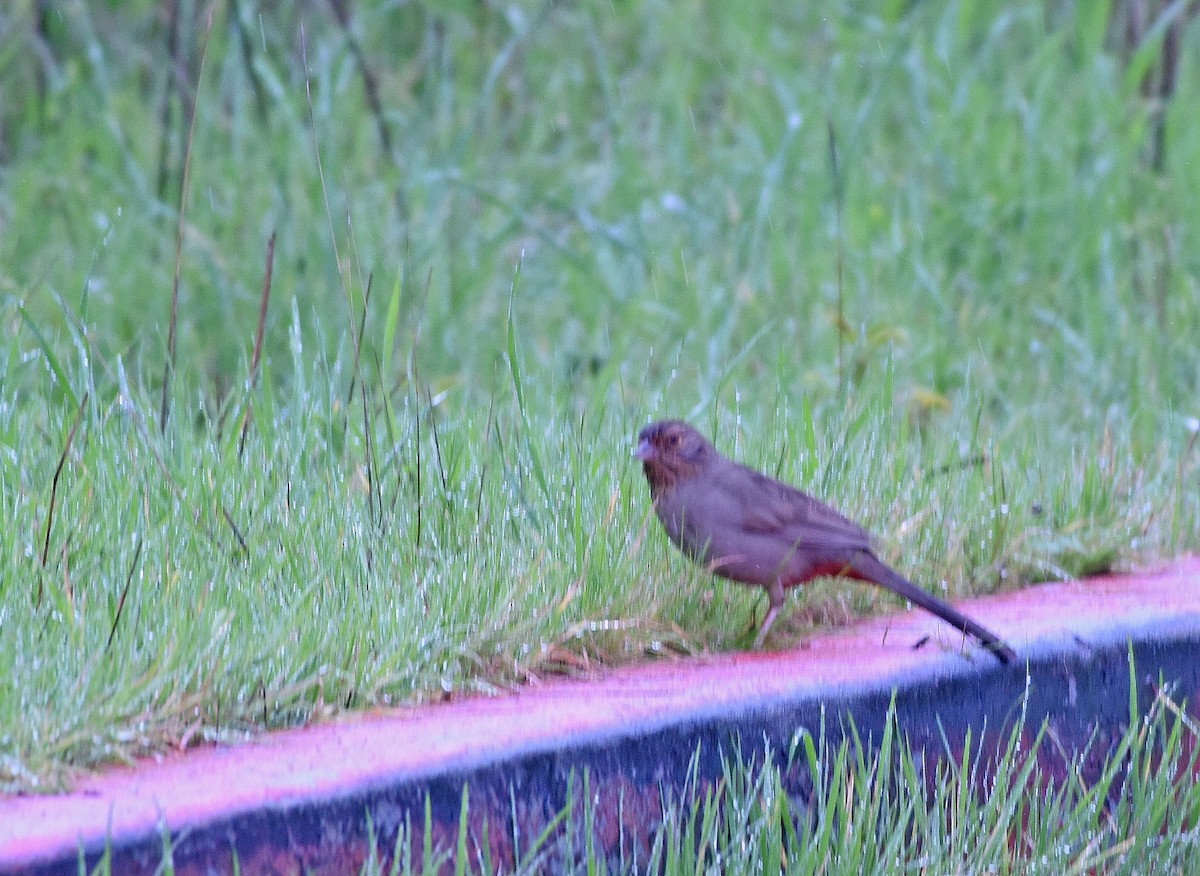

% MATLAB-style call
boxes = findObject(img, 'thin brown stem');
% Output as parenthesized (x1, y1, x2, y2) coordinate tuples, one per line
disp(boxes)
(105, 538, 144, 654)
(160, 8, 216, 432)
(239, 231, 277, 457)
(39, 392, 89, 605)
(361, 381, 379, 527)
(427, 387, 448, 497)
(347, 273, 373, 405)
(222, 506, 249, 558)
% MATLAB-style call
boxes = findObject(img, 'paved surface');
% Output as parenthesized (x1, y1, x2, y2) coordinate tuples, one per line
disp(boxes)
(3, 558, 1199, 873)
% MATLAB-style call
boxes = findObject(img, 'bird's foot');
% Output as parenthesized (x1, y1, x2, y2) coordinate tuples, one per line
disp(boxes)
(752, 605, 780, 650)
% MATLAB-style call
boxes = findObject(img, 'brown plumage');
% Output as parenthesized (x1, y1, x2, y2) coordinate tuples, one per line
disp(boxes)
(635, 419, 1016, 664)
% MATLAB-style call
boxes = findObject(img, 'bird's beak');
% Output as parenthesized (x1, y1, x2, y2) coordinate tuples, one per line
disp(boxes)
(633, 438, 655, 461)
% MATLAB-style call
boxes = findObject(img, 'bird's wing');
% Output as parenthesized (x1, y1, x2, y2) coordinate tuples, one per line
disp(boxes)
(719, 462, 874, 553)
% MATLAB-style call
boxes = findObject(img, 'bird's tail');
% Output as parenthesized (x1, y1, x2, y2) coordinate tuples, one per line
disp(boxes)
(853, 553, 1017, 665)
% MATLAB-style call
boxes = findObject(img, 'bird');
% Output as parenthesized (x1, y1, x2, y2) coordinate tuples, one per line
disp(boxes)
(634, 419, 1016, 664)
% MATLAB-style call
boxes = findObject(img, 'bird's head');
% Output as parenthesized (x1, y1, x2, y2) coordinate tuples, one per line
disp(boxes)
(634, 420, 714, 493)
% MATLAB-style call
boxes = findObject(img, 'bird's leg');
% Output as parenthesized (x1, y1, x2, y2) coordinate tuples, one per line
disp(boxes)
(752, 581, 787, 649)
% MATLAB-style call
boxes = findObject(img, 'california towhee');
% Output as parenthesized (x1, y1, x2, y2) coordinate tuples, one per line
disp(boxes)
(635, 420, 1016, 664)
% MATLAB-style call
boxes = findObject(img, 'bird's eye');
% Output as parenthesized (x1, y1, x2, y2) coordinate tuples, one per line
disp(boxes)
(667, 434, 680, 447)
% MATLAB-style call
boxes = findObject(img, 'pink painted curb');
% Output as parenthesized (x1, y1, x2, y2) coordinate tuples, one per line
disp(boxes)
(3, 557, 1199, 872)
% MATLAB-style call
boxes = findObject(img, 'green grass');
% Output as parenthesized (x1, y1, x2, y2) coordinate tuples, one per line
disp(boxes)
(1, 2, 1199, 789)
(85, 679, 1200, 874)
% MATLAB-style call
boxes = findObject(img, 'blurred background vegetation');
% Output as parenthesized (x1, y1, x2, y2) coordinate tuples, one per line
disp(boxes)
(3, 0, 1195, 415)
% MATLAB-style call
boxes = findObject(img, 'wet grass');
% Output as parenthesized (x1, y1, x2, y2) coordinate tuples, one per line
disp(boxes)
(1, 2, 1199, 788)
(83, 678, 1200, 874)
